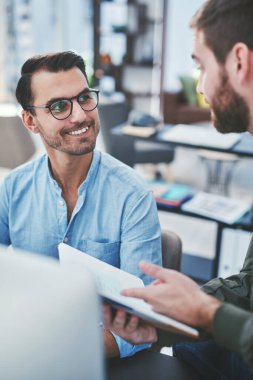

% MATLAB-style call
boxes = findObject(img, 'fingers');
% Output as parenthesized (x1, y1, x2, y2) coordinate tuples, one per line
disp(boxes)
(121, 314, 139, 333)
(121, 287, 148, 299)
(102, 304, 112, 328)
(139, 261, 172, 282)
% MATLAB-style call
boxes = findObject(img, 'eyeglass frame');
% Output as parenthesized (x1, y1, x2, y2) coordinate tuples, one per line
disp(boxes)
(24, 88, 100, 120)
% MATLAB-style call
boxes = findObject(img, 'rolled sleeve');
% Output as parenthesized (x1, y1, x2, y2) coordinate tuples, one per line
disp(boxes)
(112, 332, 151, 358)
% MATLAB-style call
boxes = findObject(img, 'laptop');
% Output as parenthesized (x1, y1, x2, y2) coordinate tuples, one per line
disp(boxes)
(0, 246, 105, 380)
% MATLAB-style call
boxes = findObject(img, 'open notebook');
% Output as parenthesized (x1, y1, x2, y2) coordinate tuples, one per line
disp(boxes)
(59, 243, 199, 339)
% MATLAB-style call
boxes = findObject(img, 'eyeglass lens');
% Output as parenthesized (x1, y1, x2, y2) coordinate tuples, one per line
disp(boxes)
(49, 91, 98, 120)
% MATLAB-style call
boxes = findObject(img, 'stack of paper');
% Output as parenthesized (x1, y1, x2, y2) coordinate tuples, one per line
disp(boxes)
(182, 192, 251, 224)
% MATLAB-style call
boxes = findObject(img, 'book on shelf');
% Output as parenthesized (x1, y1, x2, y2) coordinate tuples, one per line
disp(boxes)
(122, 124, 157, 137)
(147, 180, 194, 207)
(181, 192, 252, 224)
(59, 243, 199, 339)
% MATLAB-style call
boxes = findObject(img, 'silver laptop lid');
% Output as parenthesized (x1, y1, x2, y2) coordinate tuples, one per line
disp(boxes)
(0, 246, 105, 380)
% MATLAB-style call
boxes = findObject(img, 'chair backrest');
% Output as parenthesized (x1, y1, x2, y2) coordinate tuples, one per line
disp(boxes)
(150, 230, 182, 352)
(161, 229, 182, 271)
(98, 101, 129, 154)
(0, 116, 36, 169)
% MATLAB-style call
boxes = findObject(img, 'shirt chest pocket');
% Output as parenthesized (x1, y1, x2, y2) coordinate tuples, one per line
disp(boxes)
(83, 240, 120, 267)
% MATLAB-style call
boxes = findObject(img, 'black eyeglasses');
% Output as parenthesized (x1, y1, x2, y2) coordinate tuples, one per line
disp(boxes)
(25, 88, 99, 120)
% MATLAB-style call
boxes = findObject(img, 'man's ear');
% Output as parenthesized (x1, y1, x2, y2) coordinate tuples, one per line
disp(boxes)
(21, 110, 40, 134)
(228, 43, 251, 84)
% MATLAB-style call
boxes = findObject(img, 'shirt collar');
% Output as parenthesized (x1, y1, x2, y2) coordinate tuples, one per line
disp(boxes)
(46, 150, 101, 193)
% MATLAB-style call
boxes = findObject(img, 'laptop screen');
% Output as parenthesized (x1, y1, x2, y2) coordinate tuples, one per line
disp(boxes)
(0, 246, 105, 380)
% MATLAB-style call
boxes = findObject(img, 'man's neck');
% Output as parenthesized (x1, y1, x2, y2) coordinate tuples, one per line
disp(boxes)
(48, 151, 93, 192)
(48, 151, 94, 222)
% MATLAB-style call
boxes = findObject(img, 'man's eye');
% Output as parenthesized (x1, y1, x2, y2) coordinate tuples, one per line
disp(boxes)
(50, 100, 69, 113)
(78, 93, 90, 103)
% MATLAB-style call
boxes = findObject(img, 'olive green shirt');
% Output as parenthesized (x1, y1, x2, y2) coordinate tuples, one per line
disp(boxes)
(202, 235, 253, 372)
(157, 235, 253, 372)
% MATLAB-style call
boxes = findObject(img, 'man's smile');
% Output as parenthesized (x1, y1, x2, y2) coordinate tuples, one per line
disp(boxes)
(66, 125, 90, 136)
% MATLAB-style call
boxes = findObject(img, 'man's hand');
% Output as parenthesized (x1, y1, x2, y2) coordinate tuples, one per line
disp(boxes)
(103, 329, 120, 358)
(122, 262, 221, 332)
(103, 304, 158, 345)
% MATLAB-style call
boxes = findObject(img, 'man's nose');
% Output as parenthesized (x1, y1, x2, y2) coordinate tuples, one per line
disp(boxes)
(69, 99, 86, 123)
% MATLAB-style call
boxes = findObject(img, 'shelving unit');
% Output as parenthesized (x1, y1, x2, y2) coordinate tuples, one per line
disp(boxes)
(93, 0, 167, 117)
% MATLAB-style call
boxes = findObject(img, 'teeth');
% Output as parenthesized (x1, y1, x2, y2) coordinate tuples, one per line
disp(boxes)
(68, 126, 88, 135)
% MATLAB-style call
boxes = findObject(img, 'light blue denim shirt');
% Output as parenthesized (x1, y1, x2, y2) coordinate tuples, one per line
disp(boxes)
(0, 150, 162, 357)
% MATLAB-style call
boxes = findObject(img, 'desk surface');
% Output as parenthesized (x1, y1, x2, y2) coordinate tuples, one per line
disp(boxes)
(107, 350, 200, 380)
(112, 124, 253, 158)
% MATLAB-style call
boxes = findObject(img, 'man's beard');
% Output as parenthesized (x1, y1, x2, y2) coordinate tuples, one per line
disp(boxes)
(37, 120, 99, 156)
(210, 70, 249, 134)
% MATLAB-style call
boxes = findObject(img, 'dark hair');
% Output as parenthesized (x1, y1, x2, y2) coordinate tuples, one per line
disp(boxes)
(15, 51, 88, 111)
(190, 0, 253, 63)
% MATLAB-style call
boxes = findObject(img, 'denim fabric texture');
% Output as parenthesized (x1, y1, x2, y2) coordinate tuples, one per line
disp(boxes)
(174, 340, 253, 380)
(0, 149, 162, 357)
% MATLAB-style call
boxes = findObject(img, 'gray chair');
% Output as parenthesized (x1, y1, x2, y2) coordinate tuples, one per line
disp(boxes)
(161, 229, 182, 271)
(0, 116, 36, 169)
(150, 229, 182, 353)
(98, 101, 174, 169)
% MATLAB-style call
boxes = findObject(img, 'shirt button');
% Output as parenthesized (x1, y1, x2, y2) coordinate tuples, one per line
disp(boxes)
(63, 237, 68, 243)
(58, 199, 65, 206)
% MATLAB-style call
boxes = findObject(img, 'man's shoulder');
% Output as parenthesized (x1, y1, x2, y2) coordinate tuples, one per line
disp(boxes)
(3, 154, 47, 184)
(99, 151, 149, 192)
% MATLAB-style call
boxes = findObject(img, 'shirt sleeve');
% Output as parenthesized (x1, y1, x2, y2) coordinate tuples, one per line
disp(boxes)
(202, 235, 253, 370)
(213, 303, 253, 372)
(120, 189, 162, 284)
(116, 189, 162, 357)
(0, 178, 11, 245)
(201, 235, 253, 306)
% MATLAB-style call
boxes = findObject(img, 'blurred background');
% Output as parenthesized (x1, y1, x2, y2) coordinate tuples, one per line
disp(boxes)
(1, 0, 253, 284)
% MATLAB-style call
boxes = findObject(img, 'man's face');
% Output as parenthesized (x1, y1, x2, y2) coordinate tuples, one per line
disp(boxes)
(28, 67, 100, 156)
(193, 31, 249, 134)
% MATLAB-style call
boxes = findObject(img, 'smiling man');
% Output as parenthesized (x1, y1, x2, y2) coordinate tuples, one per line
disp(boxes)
(0, 51, 162, 358)
(103, 1, 253, 378)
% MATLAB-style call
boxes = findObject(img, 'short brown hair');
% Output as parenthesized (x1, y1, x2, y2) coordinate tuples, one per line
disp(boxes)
(190, 0, 253, 63)
(16, 51, 88, 111)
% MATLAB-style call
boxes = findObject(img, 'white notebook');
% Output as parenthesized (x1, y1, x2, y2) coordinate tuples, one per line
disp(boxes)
(59, 243, 199, 339)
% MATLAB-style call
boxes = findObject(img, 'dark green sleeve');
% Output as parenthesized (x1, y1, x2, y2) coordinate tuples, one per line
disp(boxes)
(201, 235, 253, 309)
(155, 329, 196, 348)
(203, 235, 253, 371)
(157, 236, 253, 359)
(213, 303, 253, 372)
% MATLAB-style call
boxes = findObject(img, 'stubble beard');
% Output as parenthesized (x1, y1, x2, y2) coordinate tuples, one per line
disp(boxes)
(38, 120, 100, 156)
(211, 70, 249, 134)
